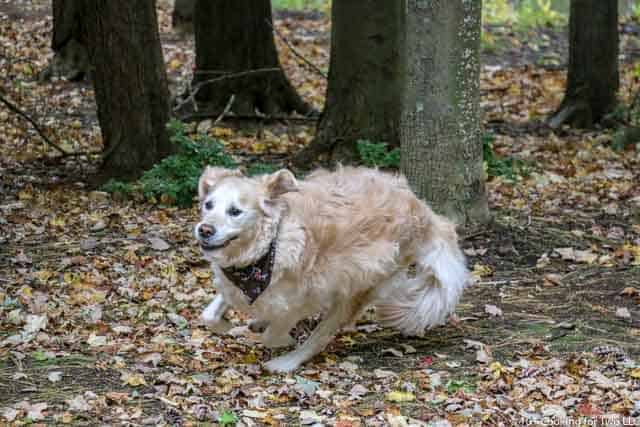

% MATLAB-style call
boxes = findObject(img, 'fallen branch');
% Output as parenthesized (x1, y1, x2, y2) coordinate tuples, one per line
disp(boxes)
(0, 91, 68, 155)
(180, 111, 318, 123)
(266, 19, 328, 80)
(173, 68, 280, 112)
(213, 94, 235, 125)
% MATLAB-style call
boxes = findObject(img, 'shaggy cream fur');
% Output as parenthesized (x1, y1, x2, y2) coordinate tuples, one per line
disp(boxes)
(195, 166, 469, 373)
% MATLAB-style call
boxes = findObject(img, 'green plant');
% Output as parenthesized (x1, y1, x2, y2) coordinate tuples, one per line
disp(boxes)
(515, 0, 566, 28)
(356, 140, 400, 169)
(483, 0, 566, 29)
(482, 0, 515, 25)
(102, 180, 133, 196)
(103, 120, 236, 207)
(246, 162, 277, 176)
(272, 0, 327, 11)
(218, 411, 238, 426)
(483, 133, 528, 180)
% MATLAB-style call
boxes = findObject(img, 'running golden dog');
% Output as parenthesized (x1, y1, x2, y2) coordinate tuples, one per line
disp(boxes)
(195, 166, 468, 373)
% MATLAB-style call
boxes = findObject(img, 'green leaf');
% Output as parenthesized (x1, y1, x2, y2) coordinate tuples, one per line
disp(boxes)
(445, 379, 476, 394)
(218, 411, 238, 426)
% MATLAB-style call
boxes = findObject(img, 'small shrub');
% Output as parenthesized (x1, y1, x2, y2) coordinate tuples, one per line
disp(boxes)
(356, 140, 400, 169)
(246, 162, 277, 176)
(483, 133, 528, 180)
(102, 179, 133, 196)
(103, 120, 236, 207)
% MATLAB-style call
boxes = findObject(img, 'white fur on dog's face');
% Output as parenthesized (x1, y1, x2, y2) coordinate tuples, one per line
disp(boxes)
(195, 179, 262, 257)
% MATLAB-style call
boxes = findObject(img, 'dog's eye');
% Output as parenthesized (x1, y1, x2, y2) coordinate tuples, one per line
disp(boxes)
(204, 201, 213, 210)
(228, 206, 242, 217)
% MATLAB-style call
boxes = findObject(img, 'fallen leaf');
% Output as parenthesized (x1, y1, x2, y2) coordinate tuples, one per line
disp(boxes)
(300, 409, 323, 425)
(121, 373, 146, 387)
(615, 307, 631, 319)
(48, 371, 62, 383)
(2, 407, 18, 422)
(484, 304, 503, 317)
(26, 402, 47, 421)
(87, 334, 107, 347)
(148, 237, 170, 251)
(66, 395, 90, 412)
(386, 391, 415, 402)
(349, 384, 368, 398)
(382, 347, 403, 357)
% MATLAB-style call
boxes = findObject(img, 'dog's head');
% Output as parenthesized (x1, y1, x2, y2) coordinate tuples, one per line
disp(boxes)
(195, 166, 297, 259)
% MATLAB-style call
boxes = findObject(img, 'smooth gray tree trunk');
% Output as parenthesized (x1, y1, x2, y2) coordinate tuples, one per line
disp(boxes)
(293, 0, 404, 165)
(549, 0, 618, 128)
(400, 0, 489, 226)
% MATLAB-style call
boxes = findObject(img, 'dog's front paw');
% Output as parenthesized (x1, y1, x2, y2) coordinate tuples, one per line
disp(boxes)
(264, 353, 303, 373)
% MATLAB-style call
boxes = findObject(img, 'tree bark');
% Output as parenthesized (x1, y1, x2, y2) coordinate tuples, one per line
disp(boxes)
(186, 0, 310, 117)
(41, 0, 89, 81)
(82, 0, 175, 182)
(400, 0, 489, 227)
(549, 0, 618, 128)
(293, 1, 404, 165)
(172, 0, 195, 34)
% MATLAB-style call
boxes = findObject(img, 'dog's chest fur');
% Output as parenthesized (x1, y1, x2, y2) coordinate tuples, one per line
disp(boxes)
(212, 219, 320, 321)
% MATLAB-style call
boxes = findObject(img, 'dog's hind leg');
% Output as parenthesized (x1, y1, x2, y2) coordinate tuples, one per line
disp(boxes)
(264, 294, 369, 373)
(260, 317, 297, 349)
(248, 319, 269, 333)
(201, 294, 232, 334)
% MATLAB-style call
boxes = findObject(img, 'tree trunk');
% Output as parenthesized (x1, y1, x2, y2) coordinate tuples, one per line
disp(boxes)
(41, 0, 89, 81)
(82, 0, 175, 182)
(549, 0, 618, 128)
(186, 0, 310, 117)
(400, 0, 489, 227)
(172, 0, 195, 34)
(293, 1, 404, 165)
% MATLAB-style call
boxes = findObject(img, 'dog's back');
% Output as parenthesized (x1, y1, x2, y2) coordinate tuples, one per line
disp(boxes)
(283, 166, 468, 336)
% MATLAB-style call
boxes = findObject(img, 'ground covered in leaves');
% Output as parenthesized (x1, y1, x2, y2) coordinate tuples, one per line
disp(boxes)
(1, 2, 640, 426)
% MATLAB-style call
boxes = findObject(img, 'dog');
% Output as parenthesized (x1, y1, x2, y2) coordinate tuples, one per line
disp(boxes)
(195, 166, 469, 373)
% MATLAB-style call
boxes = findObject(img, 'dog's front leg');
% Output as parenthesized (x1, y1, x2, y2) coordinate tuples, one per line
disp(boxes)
(201, 294, 232, 334)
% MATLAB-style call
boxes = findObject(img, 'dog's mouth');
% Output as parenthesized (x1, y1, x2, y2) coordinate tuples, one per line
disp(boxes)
(200, 235, 239, 251)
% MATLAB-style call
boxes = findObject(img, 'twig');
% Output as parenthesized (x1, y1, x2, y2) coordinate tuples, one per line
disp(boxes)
(0, 91, 68, 155)
(213, 94, 235, 125)
(180, 111, 318, 123)
(266, 19, 328, 79)
(173, 68, 280, 112)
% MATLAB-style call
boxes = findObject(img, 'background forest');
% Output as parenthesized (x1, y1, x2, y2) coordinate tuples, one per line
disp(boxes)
(1, 0, 640, 425)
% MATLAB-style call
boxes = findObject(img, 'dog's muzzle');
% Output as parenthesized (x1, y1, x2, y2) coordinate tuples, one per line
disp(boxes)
(196, 223, 238, 251)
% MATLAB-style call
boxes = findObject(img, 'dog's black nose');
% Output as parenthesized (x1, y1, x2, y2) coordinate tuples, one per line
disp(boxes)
(198, 224, 216, 239)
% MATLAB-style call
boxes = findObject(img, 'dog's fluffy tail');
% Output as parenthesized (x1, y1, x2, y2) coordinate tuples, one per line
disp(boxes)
(376, 238, 469, 336)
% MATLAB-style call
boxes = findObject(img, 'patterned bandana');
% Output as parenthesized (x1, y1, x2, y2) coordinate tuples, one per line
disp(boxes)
(221, 238, 277, 304)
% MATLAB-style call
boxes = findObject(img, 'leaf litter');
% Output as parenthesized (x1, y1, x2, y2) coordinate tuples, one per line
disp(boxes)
(1, 0, 640, 425)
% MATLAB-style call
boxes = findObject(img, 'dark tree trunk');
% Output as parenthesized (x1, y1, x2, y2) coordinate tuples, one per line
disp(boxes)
(400, 0, 489, 226)
(41, 0, 88, 81)
(293, 1, 404, 165)
(186, 0, 310, 117)
(549, 0, 618, 128)
(172, 0, 195, 33)
(82, 0, 175, 181)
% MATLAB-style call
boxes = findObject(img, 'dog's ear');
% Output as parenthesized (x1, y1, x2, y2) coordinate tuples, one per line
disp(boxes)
(264, 169, 298, 199)
(198, 166, 242, 199)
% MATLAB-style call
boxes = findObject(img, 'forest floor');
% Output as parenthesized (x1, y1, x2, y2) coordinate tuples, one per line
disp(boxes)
(1, 2, 640, 426)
